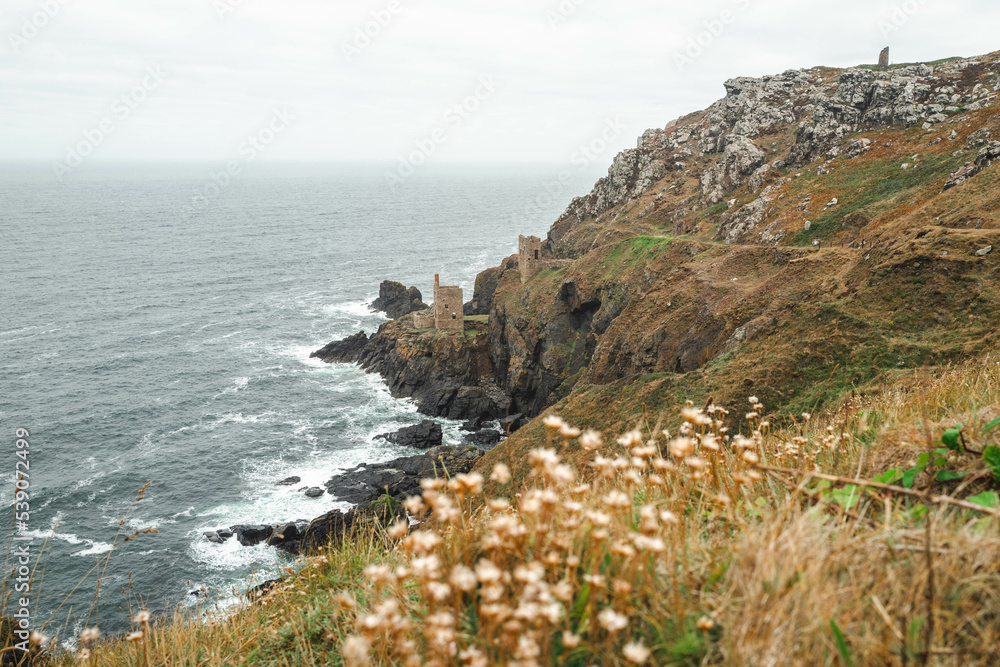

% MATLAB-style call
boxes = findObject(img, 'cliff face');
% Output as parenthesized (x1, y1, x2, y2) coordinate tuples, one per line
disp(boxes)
(483, 51, 1000, 421)
(319, 51, 1000, 428)
(311, 317, 509, 420)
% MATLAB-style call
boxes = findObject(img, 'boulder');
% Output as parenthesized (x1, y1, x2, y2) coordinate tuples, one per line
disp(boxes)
(460, 417, 485, 431)
(266, 520, 312, 552)
(231, 524, 274, 547)
(464, 429, 502, 448)
(304, 487, 325, 498)
(276, 476, 301, 486)
(499, 413, 525, 434)
(370, 281, 428, 319)
(324, 445, 483, 505)
(376, 420, 443, 449)
(203, 531, 228, 544)
(247, 578, 282, 601)
(299, 500, 406, 554)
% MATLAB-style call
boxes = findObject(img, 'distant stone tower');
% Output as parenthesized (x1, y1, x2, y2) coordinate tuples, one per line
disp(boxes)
(432, 274, 464, 331)
(878, 47, 889, 68)
(518, 235, 543, 284)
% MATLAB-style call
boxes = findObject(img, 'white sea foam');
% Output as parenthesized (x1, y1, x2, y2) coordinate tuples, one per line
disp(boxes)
(214, 376, 250, 398)
(74, 542, 115, 557)
(23, 528, 115, 558)
(322, 300, 377, 319)
(214, 412, 275, 425)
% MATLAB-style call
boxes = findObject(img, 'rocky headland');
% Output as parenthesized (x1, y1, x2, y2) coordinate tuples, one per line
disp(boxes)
(310, 51, 1000, 453)
(218, 50, 1000, 561)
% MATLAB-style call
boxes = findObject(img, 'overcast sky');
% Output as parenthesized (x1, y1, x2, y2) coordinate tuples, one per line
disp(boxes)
(2, 0, 998, 167)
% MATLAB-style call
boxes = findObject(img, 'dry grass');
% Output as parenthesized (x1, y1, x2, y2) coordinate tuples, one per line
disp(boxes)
(22, 356, 1000, 666)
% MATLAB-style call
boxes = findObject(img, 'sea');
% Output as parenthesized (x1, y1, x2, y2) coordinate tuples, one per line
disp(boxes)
(0, 161, 599, 638)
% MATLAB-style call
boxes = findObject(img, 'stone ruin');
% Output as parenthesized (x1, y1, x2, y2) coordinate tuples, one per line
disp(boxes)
(518, 234, 573, 283)
(413, 274, 463, 330)
(518, 234, 543, 283)
(878, 47, 889, 68)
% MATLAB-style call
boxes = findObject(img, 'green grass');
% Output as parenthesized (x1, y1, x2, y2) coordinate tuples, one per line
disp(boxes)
(602, 236, 676, 279)
(793, 152, 966, 246)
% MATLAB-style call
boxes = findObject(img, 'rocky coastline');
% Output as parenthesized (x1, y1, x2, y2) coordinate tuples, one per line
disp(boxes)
(213, 50, 1000, 583)
(205, 444, 483, 555)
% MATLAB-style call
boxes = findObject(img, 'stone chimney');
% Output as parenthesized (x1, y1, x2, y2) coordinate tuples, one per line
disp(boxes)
(878, 47, 889, 68)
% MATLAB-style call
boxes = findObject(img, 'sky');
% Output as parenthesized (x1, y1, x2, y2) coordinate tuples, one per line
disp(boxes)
(2, 0, 999, 168)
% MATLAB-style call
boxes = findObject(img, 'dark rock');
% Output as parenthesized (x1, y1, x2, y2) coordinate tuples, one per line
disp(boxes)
(266, 520, 311, 552)
(310, 332, 369, 363)
(247, 578, 282, 601)
(230, 524, 274, 547)
(371, 281, 428, 319)
(464, 266, 502, 316)
(460, 417, 484, 431)
(276, 476, 301, 486)
(313, 317, 509, 422)
(300, 500, 405, 554)
(465, 429, 502, 447)
(324, 445, 483, 505)
(376, 420, 443, 449)
(203, 531, 228, 544)
(304, 487, 325, 498)
(499, 413, 525, 434)
(217, 529, 234, 539)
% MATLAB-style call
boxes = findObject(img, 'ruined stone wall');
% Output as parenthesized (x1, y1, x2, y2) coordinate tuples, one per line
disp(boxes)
(433, 285, 464, 330)
(878, 47, 889, 68)
(412, 310, 435, 328)
(518, 235, 543, 284)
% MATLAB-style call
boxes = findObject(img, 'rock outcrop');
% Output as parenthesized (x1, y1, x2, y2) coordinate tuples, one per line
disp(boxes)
(370, 280, 428, 319)
(312, 318, 509, 421)
(463, 265, 503, 315)
(323, 445, 483, 505)
(206, 446, 482, 555)
(943, 140, 1000, 190)
(375, 420, 443, 449)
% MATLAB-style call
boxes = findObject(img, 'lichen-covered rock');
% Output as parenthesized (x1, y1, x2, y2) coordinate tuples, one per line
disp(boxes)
(943, 141, 1000, 190)
(700, 137, 767, 204)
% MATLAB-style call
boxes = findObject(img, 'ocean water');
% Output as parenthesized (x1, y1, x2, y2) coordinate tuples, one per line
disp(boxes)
(0, 162, 596, 636)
